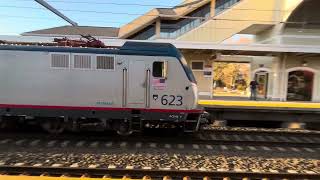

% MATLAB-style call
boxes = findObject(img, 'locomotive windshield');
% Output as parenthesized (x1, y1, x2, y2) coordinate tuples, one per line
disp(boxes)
(180, 56, 197, 84)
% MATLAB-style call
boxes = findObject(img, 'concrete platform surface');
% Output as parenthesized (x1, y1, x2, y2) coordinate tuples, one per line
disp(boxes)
(199, 100, 320, 109)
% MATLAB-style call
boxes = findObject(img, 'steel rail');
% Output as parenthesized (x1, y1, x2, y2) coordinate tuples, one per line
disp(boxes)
(0, 166, 319, 179)
(0, 131, 319, 148)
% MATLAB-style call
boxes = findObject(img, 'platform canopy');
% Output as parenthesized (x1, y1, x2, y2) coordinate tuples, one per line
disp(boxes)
(105, 39, 320, 55)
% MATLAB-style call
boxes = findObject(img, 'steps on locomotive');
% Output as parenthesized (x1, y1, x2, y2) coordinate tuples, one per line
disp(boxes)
(131, 110, 142, 131)
(184, 113, 201, 132)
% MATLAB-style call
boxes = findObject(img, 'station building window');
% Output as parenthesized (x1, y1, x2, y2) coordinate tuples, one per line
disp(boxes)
(215, 0, 241, 15)
(191, 61, 204, 70)
(160, 3, 210, 39)
(287, 70, 314, 101)
(213, 61, 250, 98)
(129, 25, 156, 40)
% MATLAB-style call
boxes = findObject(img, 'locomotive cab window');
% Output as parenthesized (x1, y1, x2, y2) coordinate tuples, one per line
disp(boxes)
(153, 61, 167, 78)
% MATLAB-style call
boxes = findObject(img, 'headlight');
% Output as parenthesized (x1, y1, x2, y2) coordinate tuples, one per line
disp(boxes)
(191, 83, 198, 109)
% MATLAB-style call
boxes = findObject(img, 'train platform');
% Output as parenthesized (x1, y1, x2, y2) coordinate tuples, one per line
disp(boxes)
(198, 99, 320, 111)
(198, 98, 320, 123)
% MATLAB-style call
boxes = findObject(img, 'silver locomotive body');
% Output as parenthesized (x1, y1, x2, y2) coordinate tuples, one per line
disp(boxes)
(0, 42, 202, 134)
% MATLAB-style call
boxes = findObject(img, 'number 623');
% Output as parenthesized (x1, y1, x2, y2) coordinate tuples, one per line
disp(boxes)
(161, 95, 183, 106)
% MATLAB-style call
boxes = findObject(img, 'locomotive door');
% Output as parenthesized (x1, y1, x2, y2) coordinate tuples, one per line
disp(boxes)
(127, 60, 148, 108)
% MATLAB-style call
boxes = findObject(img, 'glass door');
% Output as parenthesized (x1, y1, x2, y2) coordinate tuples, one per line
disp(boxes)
(255, 72, 268, 99)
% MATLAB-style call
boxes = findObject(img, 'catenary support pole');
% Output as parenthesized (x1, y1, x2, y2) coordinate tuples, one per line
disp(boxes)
(34, 0, 78, 26)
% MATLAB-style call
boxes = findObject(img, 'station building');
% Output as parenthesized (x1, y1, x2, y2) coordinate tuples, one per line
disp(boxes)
(22, 0, 320, 102)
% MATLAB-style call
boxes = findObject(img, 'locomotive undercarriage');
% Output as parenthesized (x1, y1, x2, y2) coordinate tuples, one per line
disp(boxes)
(0, 110, 202, 135)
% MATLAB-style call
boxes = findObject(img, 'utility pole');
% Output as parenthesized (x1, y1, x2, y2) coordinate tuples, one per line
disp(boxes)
(34, 0, 78, 26)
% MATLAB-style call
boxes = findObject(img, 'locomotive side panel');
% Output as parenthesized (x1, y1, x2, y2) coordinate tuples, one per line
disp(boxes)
(117, 55, 196, 111)
(149, 57, 193, 109)
(147, 56, 199, 122)
(0, 50, 123, 109)
(0, 42, 202, 133)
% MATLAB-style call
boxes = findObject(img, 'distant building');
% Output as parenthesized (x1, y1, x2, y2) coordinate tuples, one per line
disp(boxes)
(23, 26, 119, 39)
(21, 0, 320, 102)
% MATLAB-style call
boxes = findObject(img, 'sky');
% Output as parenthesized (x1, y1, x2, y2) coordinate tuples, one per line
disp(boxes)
(0, 0, 182, 35)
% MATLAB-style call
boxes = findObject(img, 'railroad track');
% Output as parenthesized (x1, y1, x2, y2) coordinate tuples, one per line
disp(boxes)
(0, 136, 318, 157)
(197, 127, 320, 146)
(1, 125, 320, 146)
(0, 128, 318, 156)
(0, 166, 319, 180)
(0, 128, 318, 180)
(2, 125, 320, 144)
(0, 141, 317, 178)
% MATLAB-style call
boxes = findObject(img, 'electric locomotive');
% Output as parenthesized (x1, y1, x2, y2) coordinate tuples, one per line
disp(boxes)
(0, 41, 202, 135)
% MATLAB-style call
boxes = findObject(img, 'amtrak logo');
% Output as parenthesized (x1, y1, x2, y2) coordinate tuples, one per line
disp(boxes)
(153, 95, 159, 100)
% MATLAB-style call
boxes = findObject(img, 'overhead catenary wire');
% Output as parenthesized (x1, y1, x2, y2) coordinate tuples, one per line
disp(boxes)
(6, 0, 297, 12)
(0, 13, 314, 31)
(0, 5, 314, 25)
(0, 14, 234, 31)
(0, 5, 301, 19)
(0, 0, 313, 38)
(0, 13, 313, 38)
(0, 1, 317, 46)
(8, 0, 178, 8)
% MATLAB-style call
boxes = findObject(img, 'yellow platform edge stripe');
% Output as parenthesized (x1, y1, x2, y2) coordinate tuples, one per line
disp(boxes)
(198, 100, 320, 109)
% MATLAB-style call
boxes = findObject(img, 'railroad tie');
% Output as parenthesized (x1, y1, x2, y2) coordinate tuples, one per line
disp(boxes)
(163, 175, 172, 180)
(142, 175, 152, 180)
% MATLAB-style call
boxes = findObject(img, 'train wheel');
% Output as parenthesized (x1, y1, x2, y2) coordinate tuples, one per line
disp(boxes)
(41, 118, 65, 134)
(0, 117, 8, 129)
(0, 116, 16, 129)
(116, 120, 132, 136)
